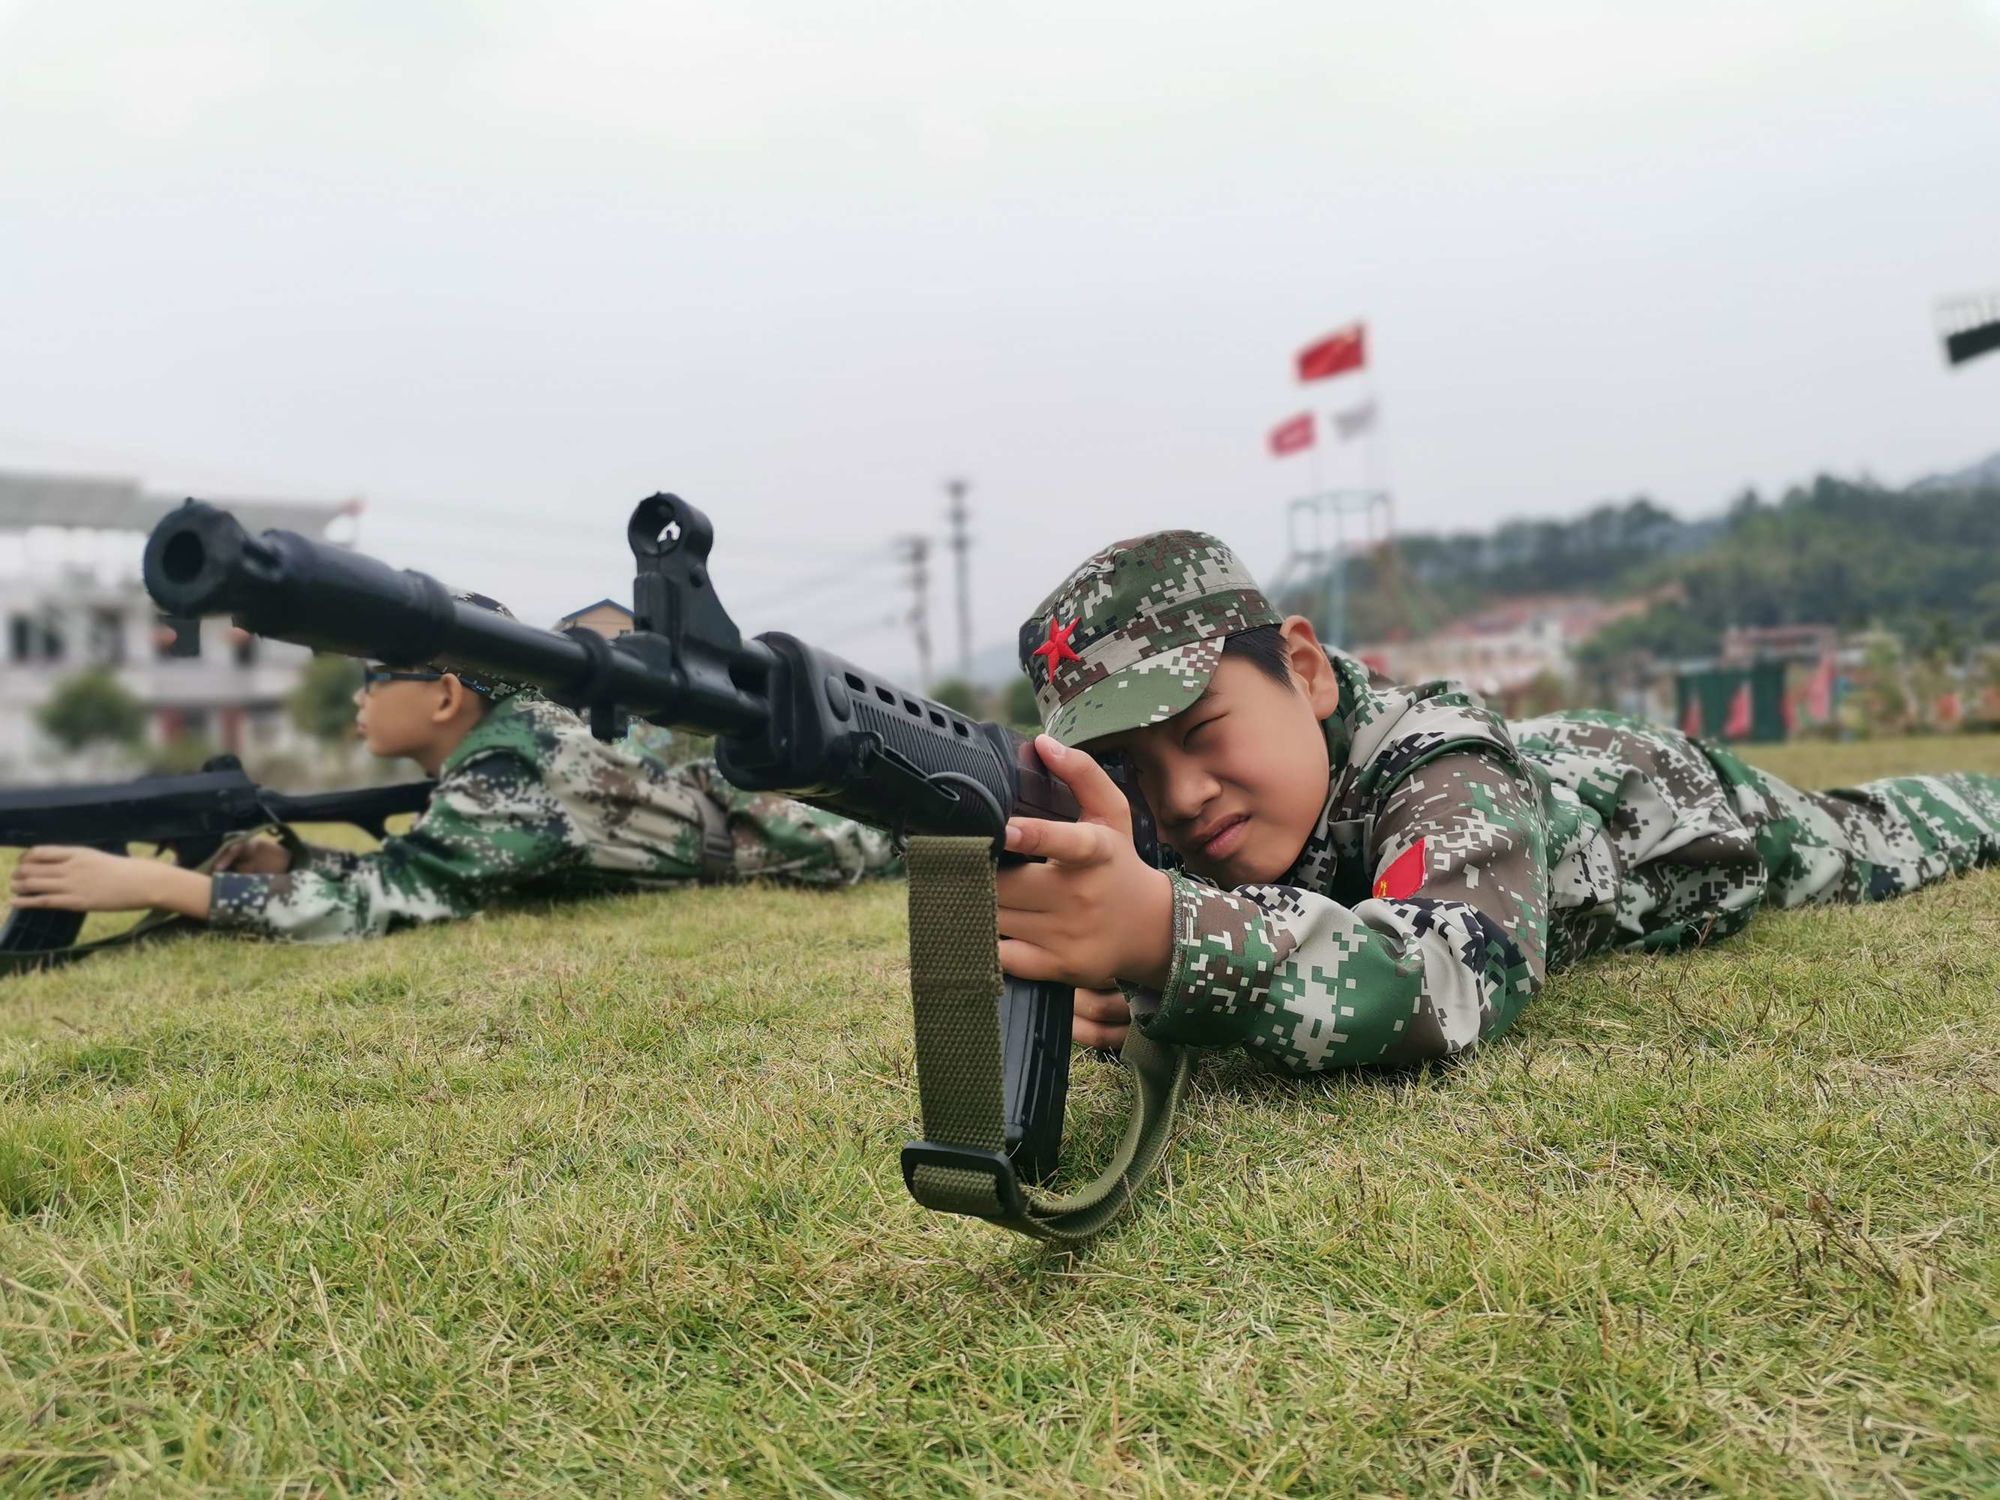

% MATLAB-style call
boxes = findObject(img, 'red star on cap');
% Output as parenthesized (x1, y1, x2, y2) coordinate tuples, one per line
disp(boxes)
(1031, 616, 1081, 675)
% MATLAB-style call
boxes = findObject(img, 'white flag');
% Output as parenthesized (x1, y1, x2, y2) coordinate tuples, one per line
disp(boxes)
(1332, 399, 1378, 441)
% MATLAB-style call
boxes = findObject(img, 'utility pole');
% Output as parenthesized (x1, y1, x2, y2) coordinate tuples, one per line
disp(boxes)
(944, 478, 972, 681)
(898, 535, 934, 689)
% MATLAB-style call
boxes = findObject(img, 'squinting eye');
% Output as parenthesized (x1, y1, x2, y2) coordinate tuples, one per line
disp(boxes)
(1184, 716, 1219, 746)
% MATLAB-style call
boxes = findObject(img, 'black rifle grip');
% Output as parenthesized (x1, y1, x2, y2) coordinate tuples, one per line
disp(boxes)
(1000, 974, 1074, 1184)
(0, 907, 87, 956)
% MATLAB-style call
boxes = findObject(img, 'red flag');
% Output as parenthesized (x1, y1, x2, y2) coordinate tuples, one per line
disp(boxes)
(1268, 412, 1315, 456)
(1372, 836, 1426, 900)
(1722, 680, 1753, 739)
(1681, 694, 1703, 738)
(1805, 654, 1835, 722)
(1297, 322, 1367, 382)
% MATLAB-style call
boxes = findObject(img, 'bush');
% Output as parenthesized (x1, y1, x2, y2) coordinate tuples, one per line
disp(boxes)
(37, 669, 145, 753)
(290, 653, 362, 745)
(145, 736, 224, 776)
(929, 678, 980, 717)
(1004, 677, 1039, 732)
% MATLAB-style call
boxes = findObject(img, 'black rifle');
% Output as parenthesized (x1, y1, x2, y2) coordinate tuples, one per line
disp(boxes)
(142, 496, 1190, 1239)
(0, 756, 433, 960)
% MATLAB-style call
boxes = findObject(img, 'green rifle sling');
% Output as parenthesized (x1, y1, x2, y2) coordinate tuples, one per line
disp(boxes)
(903, 834, 1192, 1241)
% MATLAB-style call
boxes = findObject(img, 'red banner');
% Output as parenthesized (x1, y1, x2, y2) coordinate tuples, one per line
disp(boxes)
(1722, 680, 1753, 739)
(1805, 654, 1836, 722)
(1268, 412, 1315, 456)
(1297, 322, 1366, 382)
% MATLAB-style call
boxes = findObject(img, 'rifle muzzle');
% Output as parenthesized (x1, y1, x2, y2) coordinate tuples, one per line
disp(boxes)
(145, 499, 462, 664)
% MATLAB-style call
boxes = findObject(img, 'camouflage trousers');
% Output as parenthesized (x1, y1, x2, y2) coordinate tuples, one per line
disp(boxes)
(1513, 712, 2000, 968)
(675, 760, 902, 887)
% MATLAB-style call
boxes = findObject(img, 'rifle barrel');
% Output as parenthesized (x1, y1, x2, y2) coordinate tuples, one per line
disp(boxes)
(143, 501, 771, 737)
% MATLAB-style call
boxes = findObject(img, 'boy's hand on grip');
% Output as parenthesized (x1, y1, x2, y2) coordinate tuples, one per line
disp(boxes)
(9, 846, 211, 919)
(997, 735, 1173, 991)
(212, 835, 293, 875)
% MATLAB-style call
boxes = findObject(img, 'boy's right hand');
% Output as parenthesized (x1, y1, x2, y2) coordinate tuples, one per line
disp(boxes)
(1073, 986, 1131, 1051)
(212, 836, 293, 875)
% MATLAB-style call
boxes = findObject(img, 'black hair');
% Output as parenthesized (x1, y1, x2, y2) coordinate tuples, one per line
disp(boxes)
(1221, 624, 1293, 686)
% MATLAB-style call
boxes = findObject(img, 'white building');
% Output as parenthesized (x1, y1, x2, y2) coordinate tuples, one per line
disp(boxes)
(0, 469, 358, 779)
(1352, 591, 1661, 716)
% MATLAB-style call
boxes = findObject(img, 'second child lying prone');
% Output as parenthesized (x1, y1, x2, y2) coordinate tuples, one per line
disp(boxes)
(9, 593, 900, 941)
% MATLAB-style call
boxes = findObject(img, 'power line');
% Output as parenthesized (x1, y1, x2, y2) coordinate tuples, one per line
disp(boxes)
(731, 552, 896, 615)
(814, 606, 908, 643)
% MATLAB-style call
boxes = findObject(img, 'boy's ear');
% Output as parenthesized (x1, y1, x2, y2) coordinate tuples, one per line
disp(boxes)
(1278, 615, 1340, 718)
(432, 673, 484, 725)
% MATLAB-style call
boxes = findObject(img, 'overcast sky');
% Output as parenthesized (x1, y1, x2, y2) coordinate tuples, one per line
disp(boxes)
(3, 0, 1997, 682)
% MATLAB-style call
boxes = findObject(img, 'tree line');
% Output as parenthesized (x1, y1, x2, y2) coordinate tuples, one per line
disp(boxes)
(1311, 474, 2000, 661)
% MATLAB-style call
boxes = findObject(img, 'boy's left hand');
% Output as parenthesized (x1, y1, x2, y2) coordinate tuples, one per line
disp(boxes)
(996, 735, 1174, 991)
(9, 847, 209, 918)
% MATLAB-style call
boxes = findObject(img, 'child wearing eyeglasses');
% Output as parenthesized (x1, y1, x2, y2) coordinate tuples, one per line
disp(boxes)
(8, 592, 898, 942)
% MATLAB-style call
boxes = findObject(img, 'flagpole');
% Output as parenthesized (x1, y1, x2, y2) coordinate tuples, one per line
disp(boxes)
(1373, 390, 1394, 499)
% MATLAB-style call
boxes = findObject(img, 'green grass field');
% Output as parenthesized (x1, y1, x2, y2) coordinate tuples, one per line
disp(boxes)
(3, 737, 1997, 1496)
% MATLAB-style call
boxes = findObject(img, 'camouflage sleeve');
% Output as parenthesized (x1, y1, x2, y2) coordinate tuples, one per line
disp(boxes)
(208, 753, 579, 941)
(1131, 751, 1549, 1072)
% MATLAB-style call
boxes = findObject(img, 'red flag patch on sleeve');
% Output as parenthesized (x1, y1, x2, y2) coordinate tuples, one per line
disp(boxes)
(1373, 837, 1427, 900)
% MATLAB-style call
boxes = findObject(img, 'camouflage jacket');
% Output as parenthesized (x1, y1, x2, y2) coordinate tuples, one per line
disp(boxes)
(209, 695, 897, 942)
(1127, 653, 2000, 1075)
(1127, 652, 1591, 1072)
(1018, 528, 2000, 1076)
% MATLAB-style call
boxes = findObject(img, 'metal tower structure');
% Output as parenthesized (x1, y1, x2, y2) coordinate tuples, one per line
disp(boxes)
(1267, 489, 1393, 649)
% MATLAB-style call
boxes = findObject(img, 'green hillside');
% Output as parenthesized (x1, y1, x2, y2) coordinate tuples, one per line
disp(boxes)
(1315, 470, 2000, 658)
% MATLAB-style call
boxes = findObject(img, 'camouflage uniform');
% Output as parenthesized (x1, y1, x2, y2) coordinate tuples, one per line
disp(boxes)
(209, 692, 899, 942)
(1021, 532, 2000, 1074)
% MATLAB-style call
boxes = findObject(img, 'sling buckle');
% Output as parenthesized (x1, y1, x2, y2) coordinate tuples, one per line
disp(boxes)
(900, 1141, 1028, 1221)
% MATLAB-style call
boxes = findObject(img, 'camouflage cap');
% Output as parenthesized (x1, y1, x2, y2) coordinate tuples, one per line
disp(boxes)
(1018, 530, 1280, 746)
